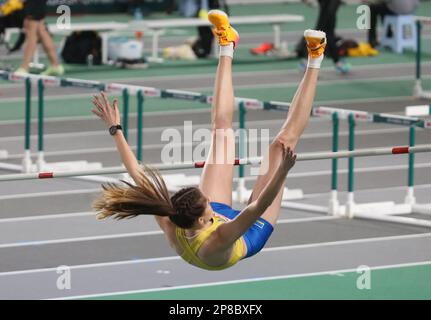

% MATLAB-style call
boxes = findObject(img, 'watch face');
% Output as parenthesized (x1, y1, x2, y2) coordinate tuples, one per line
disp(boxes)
(109, 126, 117, 135)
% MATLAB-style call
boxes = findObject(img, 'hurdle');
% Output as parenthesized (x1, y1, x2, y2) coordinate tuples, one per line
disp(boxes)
(406, 104, 431, 117)
(1, 145, 431, 228)
(414, 16, 431, 99)
(0, 71, 160, 177)
(1, 69, 431, 217)
(282, 106, 431, 224)
(0, 145, 429, 181)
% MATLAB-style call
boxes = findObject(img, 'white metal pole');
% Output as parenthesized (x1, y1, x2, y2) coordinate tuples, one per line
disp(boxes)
(346, 192, 355, 219)
(273, 24, 281, 49)
(1, 145, 431, 182)
(37, 151, 45, 172)
(354, 211, 431, 228)
(21, 150, 33, 173)
(405, 186, 416, 206)
(328, 190, 340, 216)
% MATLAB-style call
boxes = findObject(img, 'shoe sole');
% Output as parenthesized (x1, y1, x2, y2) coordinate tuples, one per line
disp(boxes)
(208, 9, 229, 28)
(304, 29, 326, 39)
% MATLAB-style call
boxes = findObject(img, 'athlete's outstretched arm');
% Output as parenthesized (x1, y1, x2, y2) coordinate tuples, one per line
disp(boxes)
(92, 92, 173, 231)
(215, 148, 296, 249)
(92, 92, 141, 183)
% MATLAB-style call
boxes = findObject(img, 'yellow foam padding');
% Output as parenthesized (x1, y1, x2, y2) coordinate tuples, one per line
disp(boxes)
(0, 0, 23, 16)
(348, 42, 379, 57)
(198, 9, 208, 20)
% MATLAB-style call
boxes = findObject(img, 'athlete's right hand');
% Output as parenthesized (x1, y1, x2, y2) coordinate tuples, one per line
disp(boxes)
(91, 91, 121, 128)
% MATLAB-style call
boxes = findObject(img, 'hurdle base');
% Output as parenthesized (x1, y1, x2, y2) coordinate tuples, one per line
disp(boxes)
(22, 150, 34, 173)
(404, 187, 416, 206)
(413, 81, 431, 99)
(281, 201, 327, 214)
(39, 161, 103, 173)
(328, 190, 340, 216)
(352, 210, 431, 228)
(337, 202, 412, 217)
(413, 204, 431, 215)
(0, 150, 8, 160)
(233, 187, 304, 204)
(0, 162, 27, 172)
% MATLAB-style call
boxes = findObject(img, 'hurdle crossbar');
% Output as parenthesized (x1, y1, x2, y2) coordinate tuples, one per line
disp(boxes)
(0, 145, 429, 182)
(406, 105, 431, 117)
(1, 69, 430, 130)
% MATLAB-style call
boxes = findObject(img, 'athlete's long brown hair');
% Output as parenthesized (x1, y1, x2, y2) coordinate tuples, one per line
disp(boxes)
(93, 166, 208, 229)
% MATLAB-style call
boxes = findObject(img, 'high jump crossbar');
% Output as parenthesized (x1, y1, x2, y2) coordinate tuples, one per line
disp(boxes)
(0, 145, 430, 182)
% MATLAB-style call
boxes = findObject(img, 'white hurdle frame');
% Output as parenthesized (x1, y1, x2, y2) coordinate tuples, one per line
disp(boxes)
(1, 145, 431, 228)
(414, 16, 431, 99)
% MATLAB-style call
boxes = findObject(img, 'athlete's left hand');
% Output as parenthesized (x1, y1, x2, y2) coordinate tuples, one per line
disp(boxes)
(280, 146, 297, 173)
(91, 91, 121, 128)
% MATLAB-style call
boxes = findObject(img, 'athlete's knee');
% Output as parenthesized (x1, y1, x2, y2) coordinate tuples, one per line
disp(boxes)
(23, 23, 38, 37)
(211, 115, 232, 131)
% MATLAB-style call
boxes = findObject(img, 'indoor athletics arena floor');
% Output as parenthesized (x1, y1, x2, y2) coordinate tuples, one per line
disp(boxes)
(0, 2, 431, 300)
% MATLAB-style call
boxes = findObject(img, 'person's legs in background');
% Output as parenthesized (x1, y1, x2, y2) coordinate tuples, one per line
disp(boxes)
(318, 0, 351, 74)
(192, 26, 214, 58)
(16, 0, 63, 75)
(164, 0, 224, 60)
(17, 18, 39, 73)
(192, 0, 228, 58)
(368, 2, 394, 48)
(38, 21, 63, 75)
(296, 0, 350, 74)
(295, 0, 329, 65)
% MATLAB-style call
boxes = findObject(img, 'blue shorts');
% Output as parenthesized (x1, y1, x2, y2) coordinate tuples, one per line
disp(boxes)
(210, 202, 274, 258)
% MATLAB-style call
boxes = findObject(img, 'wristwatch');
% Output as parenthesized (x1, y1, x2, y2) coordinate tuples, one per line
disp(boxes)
(109, 124, 122, 136)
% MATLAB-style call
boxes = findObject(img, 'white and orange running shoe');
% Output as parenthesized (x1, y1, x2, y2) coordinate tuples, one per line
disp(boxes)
(304, 29, 327, 58)
(208, 10, 239, 48)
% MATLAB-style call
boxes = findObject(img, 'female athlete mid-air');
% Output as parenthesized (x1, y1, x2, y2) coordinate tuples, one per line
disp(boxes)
(91, 10, 326, 271)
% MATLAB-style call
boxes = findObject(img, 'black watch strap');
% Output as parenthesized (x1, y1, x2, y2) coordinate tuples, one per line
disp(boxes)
(109, 124, 122, 136)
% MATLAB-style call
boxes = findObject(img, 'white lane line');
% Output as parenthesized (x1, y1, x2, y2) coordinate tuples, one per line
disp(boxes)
(1, 124, 407, 144)
(0, 256, 181, 277)
(304, 182, 431, 200)
(0, 212, 95, 223)
(0, 108, 213, 125)
(0, 216, 339, 247)
(0, 233, 431, 277)
(263, 233, 431, 252)
(0, 118, 289, 142)
(1, 232, 431, 277)
(56, 260, 431, 300)
(0, 188, 100, 200)
(0, 231, 164, 249)
(0, 212, 337, 225)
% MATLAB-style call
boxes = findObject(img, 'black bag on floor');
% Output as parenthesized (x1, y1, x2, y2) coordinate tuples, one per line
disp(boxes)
(0, 8, 25, 52)
(61, 31, 102, 65)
